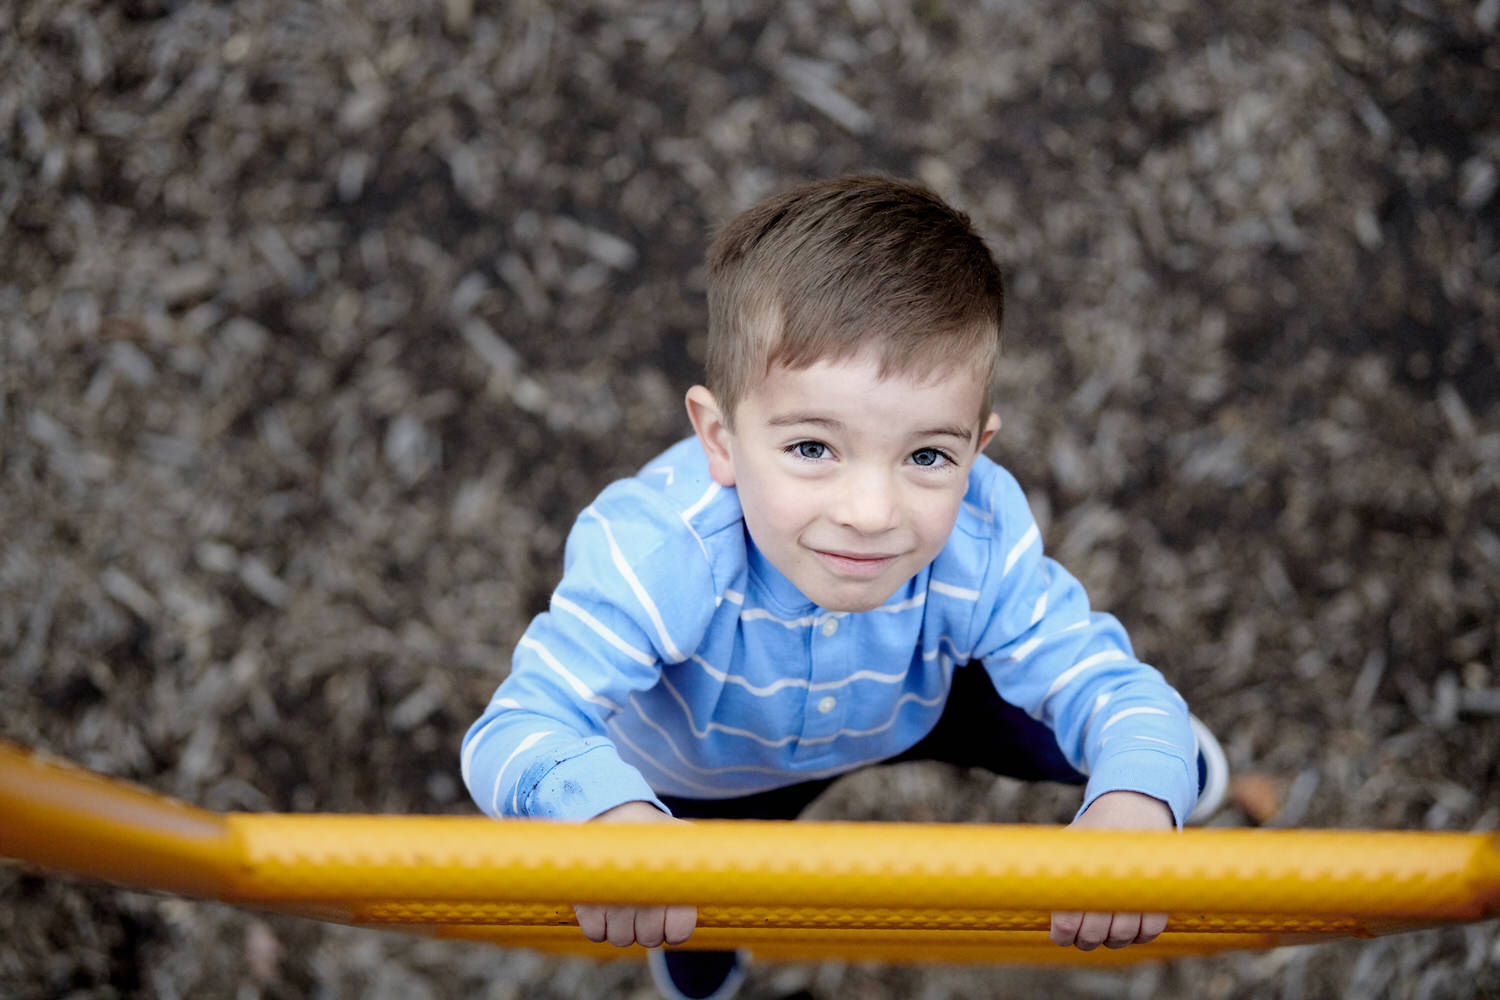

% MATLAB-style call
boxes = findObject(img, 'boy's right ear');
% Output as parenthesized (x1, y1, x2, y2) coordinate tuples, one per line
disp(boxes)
(685, 385, 737, 487)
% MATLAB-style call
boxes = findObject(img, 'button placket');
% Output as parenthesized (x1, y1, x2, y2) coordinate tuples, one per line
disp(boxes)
(793, 614, 847, 763)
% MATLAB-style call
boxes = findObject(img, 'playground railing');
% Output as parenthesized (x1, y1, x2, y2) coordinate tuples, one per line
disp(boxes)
(2, 741, 1496, 965)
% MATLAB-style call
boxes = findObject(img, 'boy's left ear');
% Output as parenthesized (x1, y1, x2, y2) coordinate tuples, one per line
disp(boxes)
(685, 385, 737, 487)
(977, 412, 1001, 454)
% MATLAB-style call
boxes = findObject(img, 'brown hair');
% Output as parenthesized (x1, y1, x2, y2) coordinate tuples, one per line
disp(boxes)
(704, 175, 1004, 426)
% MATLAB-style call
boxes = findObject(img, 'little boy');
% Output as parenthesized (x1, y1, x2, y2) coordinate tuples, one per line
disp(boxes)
(462, 176, 1225, 999)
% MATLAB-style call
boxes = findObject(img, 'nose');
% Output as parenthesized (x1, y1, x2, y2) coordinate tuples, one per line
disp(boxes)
(832, 467, 901, 534)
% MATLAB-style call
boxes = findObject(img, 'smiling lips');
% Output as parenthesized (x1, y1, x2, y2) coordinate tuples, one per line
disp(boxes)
(812, 549, 900, 579)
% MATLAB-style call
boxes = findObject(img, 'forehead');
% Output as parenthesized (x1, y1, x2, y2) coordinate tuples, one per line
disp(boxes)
(741, 354, 988, 434)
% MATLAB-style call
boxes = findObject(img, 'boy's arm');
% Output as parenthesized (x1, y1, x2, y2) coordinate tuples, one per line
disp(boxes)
(462, 479, 719, 821)
(462, 698, 666, 820)
(970, 468, 1198, 827)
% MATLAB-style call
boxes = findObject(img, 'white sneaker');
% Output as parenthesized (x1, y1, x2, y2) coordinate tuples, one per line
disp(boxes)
(1187, 714, 1229, 824)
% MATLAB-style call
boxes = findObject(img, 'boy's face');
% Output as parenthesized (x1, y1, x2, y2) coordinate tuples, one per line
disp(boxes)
(687, 352, 998, 613)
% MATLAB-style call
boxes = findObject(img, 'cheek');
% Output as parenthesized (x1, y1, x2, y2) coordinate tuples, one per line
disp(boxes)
(913, 493, 965, 548)
(753, 489, 816, 538)
(750, 476, 822, 539)
(737, 466, 810, 536)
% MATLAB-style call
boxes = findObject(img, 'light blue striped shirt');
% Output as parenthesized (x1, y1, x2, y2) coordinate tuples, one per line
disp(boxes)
(462, 437, 1199, 826)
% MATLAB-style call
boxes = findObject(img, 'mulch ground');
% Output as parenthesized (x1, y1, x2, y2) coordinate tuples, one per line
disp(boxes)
(2, 1, 1498, 997)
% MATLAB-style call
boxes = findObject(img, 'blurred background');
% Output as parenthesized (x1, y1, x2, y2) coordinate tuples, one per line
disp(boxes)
(2, 1, 1497, 997)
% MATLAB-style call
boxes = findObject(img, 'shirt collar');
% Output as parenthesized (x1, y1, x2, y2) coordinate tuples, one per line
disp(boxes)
(745, 535, 817, 614)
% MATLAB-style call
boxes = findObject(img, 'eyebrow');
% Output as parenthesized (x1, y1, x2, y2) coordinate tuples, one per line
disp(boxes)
(768, 413, 975, 442)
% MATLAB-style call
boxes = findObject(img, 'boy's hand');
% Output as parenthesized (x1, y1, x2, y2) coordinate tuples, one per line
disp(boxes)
(1050, 791, 1173, 950)
(574, 801, 698, 948)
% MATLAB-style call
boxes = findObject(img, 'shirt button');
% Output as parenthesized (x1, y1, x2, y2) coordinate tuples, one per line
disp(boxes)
(820, 618, 839, 637)
(817, 696, 837, 714)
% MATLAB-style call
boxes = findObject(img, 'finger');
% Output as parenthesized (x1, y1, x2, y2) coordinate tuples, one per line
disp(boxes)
(1104, 912, 1141, 949)
(1073, 911, 1114, 951)
(605, 906, 638, 947)
(1050, 910, 1083, 947)
(664, 905, 699, 946)
(633, 906, 667, 949)
(575, 904, 606, 943)
(1138, 911, 1168, 944)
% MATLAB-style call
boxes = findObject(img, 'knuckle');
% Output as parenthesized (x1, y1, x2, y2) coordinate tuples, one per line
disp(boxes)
(635, 919, 665, 949)
(1106, 915, 1140, 948)
(665, 906, 698, 945)
(574, 905, 604, 942)
(1075, 914, 1110, 951)
(1050, 912, 1080, 946)
(606, 910, 636, 947)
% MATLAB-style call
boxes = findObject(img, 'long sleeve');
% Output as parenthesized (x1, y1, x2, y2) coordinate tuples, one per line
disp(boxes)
(970, 467, 1198, 826)
(461, 477, 720, 820)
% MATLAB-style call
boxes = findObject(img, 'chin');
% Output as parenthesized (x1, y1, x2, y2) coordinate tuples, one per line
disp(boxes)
(816, 587, 900, 614)
(831, 599, 887, 613)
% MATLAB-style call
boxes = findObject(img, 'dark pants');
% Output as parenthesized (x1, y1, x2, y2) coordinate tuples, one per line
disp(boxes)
(661, 663, 1090, 821)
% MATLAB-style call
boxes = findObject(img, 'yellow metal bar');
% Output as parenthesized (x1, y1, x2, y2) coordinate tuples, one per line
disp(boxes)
(3, 741, 1499, 966)
(0, 743, 236, 898)
(222, 814, 1500, 924)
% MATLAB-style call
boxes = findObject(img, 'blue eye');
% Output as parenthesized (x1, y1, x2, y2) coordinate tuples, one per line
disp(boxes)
(911, 448, 949, 468)
(794, 441, 828, 460)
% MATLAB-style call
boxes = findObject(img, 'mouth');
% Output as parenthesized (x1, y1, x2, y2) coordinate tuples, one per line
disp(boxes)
(811, 549, 901, 579)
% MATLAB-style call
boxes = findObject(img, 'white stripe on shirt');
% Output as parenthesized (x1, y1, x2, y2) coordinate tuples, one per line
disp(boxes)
(613, 713, 902, 797)
(687, 652, 910, 697)
(1115, 734, 1183, 751)
(681, 482, 720, 521)
(679, 514, 711, 562)
(463, 715, 505, 788)
(961, 500, 994, 523)
(660, 674, 797, 747)
(676, 480, 719, 563)
(930, 579, 980, 601)
(491, 730, 552, 815)
(607, 721, 728, 796)
(740, 608, 839, 629)
(923, 635, 972, 662)
(1097, 706, 1171, 734)
(1004, 523, 1039, 575)
(1037, 649, 1130, 713)
(552, 593, 656, 668)
(627, 693, 947, 785)
(798, 687, 949, 746)
(877, 593, 927, 613)
(583, 505, 687, 661)
(1029, 592, 1049, 626)
(628, 695, 805, 780)
(1084, 692, 1112, 731)
(519, 635, 624, 712)
(1007, 620, 1087, 663)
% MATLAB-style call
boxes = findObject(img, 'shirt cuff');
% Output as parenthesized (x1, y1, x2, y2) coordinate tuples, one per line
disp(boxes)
(1077, 746, 1198, 829)
(520, 741, 668, 820)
